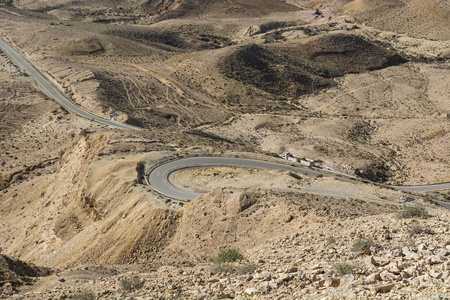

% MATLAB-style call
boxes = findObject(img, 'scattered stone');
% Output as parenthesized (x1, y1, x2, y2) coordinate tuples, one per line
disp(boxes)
(429, 272, 443, 279)
(324, 277, 340, 287)
(370, 283, 395, 293)
(371, 256, 390, 267)
(244, 288, 258, 296)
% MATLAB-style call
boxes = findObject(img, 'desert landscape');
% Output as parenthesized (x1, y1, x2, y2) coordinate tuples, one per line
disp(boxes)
(0, 0, 450, 299)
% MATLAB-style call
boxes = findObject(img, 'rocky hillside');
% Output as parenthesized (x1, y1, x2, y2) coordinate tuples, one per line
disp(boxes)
(219, 34, 407, 97)
(10, 203, 450, 299)
(12, 0, 299, 18)
(0, 254, 52, 298)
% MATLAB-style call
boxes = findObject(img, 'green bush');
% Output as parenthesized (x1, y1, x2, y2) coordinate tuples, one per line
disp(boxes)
(397, 206, 429, 219)
(215, 248, 244, 263)
(73, 290, 96, 300)
(120, 275, 144, 293)
(333, 262, 356, 277)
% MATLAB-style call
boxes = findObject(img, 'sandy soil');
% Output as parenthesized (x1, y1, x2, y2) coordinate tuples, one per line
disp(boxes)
(0, 1, 449, 297)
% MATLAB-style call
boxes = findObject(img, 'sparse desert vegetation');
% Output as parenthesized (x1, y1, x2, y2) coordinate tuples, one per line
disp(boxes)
(0, 0, 449, 299)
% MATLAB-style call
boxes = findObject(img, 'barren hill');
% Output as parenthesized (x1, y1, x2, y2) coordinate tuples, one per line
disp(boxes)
(343, 0, 450, 40)
(0, 0, 450, 298)
(13, 0, 300, 18)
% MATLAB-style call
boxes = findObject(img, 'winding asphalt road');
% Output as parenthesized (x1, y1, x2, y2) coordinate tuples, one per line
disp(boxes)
(2, 35, 448, 207)
(0, 36, 141, 130)
(147, 156, 450, 208)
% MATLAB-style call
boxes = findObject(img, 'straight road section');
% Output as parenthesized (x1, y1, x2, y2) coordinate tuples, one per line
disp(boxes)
(0, 36, 141, 130)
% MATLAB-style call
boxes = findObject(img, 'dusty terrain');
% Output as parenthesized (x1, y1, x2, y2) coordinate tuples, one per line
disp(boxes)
(0, 0, 449, 298)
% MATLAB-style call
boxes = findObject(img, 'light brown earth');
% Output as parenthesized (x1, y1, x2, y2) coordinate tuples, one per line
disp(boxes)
(0, 0, 449, 298)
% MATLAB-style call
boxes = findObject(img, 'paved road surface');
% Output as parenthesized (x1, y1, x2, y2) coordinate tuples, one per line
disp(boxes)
(147, 156, 450, 208)
(0, 36, 142, 130)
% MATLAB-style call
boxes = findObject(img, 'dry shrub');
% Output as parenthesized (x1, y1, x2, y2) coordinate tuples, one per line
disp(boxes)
(120, 275, 144, 293)
(397, 206, 429, 219)
(333, 261, 356, 276)
(73, 290, 96, 300)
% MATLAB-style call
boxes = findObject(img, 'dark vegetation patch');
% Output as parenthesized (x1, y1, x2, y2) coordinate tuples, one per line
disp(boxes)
(355, 161, 392, 183)
(136, 161, 146, 184)
(291, 33, 408, 74)
(255, 21, 299, 35)
(125, 116, 145, 128)
(218, 44, 336, 97)
(106, 27, 231, 51)
(219, 34, 407, 98)
(397, 206, 430, 219)
(347, 120, 376, 143)
(0, 0, 14, 7)
(215, 248, 244, 263)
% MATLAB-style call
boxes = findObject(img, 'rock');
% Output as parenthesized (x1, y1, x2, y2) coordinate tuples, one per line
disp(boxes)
(370, 283, 395, 293)
(268, 281, 278, 289)
(380, 270, 398, 281)
(385, 262, 401, 274)
(197, 292, 207, 299)
(313, 280, 324, 288)
(391, 249, 403, 257)
(371, 256, 390, 267)
(420, 250, 434, 256)
(1, 283, 13, 296)
(429, 272, 443, 279)
(58, 278, 66, 282)
(426, 256, 443, 265)
(244, 288, 258, 296)
(217, 293, 232, 299)
(401, 271, 411, 279)
(254, 272, 271, 281)
(283, 214, 293, 223)
(324, 277, 340, 287)
(436, 249, 449, 257)
(276, 273, 292, 284)
(418, 243, 427, 251)
(285, 266, 298, 273)
(404, 252, 420, 261)
(366, 272, 382, 282)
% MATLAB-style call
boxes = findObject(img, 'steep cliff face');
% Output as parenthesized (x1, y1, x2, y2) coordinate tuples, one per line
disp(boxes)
(0, 132, 180, 268)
